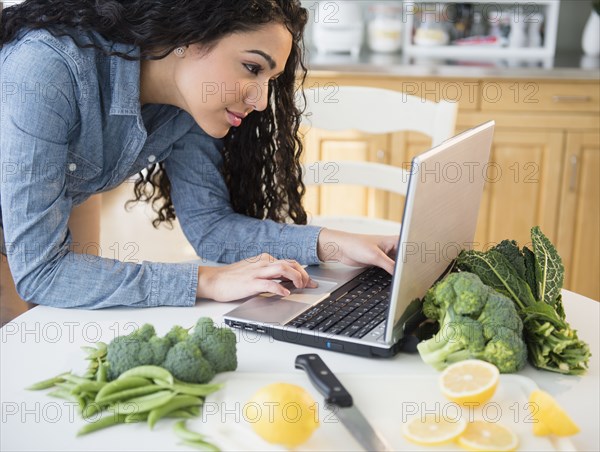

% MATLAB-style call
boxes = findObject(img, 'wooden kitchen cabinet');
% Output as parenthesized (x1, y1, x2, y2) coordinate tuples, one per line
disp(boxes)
(557, 132, 600, 301)
(302, 73, 600, 300)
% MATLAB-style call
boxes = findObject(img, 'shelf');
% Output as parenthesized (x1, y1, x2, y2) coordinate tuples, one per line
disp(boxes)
(402, 0, 560, 60)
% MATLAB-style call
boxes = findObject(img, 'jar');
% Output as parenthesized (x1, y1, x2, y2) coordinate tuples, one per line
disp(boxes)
(367, 3, 403, 53)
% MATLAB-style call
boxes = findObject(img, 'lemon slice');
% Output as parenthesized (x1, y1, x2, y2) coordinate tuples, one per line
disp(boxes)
(458, 420, 519, 451)
(439, 360, 500, 405)
(245, 383, 319, 448)
(529, 390, 580, 436)
(402, 415, 467, 446)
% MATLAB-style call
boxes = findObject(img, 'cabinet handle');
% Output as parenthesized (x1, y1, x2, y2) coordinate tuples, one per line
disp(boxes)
(552, 95, 592, 103)
(569, 155, 578, 192)
(376, 149, 386, 161)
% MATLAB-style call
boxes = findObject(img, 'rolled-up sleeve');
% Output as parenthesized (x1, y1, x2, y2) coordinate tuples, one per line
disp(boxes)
(0, 40, 198, 309)
(165, 123, 322, 265)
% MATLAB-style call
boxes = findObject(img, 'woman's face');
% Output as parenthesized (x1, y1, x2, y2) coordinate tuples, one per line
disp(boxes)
(173, 23, 293, 138)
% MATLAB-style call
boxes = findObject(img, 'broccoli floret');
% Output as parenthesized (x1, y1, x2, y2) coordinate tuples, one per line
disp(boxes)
(422, 288, 441, 321)
(450, 272, 488, 317)
(478, 291, 523, 339)
(189, 318, 238, 373)
(480, 327, 527, 373)
(165, 325, 190, 346)
(106, 318, 237, 382)
(162, 342, 215, 384)
(417, 308, 486, 370)
(417, 272, 528, 373)
(106, 324, 162, 379)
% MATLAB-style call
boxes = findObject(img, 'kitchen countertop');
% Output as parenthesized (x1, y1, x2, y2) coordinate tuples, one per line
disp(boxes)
(1, 288, 598, 451)
(305, 49, 600, 80)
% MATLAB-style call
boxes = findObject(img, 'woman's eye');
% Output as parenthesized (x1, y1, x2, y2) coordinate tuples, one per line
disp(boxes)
(244, 64, 261, 75)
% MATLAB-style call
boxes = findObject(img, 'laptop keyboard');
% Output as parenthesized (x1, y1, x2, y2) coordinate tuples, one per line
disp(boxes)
(285, 267, 391, 339)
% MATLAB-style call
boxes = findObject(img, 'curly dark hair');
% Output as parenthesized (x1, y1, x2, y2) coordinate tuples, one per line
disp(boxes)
(1, 0, 309, 228)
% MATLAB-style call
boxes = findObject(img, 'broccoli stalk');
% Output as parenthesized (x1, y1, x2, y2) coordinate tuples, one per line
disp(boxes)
(417, 307, 485, 370)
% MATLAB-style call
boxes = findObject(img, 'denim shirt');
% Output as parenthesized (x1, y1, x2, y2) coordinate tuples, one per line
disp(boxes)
(0, 28, 321, 309)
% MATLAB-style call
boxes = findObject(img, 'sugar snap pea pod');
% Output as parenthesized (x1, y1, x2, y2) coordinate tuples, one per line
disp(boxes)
(95, 377, 149, 401)
(96, 360, 108, 383)
(77, 413, 127, 436)
(147, 395, 203, 429)
(155, 379, 224, 397)
(165, 409, 196, 419)
(47, 389, 77, 404)
(82, 402, 103, 419)
(55, 381, 78, 391)
(185, 406, 201, 417)
(124, 411, 149, 423)
(72, 381, 106, 395)
(26, 372, 69, 390)
(118, 365, 174, 385)
(63, 374, 93, 385)
(111, 390, 175, 415)
(95, 384, 163, 405)
(173, 420, 209, 442)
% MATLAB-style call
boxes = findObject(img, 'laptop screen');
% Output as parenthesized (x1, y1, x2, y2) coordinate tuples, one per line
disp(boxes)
(385, 121, 495, 344)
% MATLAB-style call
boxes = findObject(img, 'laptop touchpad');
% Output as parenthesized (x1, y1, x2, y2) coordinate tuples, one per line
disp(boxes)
(279, 279, 337, 304)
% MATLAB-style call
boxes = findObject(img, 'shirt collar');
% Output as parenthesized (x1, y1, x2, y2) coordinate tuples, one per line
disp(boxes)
(109, 42, 142, 116)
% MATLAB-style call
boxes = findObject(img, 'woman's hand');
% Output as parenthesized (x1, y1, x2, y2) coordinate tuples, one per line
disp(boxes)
(196, 253, 318, 302)
(317, 228, 398, 274)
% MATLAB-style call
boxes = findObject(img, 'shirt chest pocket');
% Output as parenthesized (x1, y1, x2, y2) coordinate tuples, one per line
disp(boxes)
(65, 151, 102, 191)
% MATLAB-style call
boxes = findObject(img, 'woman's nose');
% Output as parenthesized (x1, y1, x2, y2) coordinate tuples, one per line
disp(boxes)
(244, 80, 269, 112)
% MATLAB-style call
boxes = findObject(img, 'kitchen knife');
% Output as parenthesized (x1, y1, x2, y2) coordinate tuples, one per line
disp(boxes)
(295, 353, 393, 452)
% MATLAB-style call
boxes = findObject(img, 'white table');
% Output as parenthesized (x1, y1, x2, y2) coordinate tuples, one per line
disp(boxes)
(1, 289, 598, 451)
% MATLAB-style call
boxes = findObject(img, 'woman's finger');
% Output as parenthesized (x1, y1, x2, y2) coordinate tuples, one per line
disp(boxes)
(283, 259, 317, 288)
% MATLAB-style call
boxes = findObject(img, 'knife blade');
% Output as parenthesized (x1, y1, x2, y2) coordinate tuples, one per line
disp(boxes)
(295, 353, 392, 452)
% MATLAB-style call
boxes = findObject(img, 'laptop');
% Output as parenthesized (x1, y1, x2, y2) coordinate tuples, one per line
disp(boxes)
(223, 121, 495, 357)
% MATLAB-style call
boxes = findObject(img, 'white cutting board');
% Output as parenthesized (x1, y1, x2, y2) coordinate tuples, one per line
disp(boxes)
(190, 372, 576, 451)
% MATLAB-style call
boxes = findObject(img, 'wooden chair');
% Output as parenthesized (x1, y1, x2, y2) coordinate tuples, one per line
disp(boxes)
(299, 85, 458, 234)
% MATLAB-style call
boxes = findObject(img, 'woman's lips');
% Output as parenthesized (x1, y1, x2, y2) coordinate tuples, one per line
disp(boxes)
(226, 109, 244, 127)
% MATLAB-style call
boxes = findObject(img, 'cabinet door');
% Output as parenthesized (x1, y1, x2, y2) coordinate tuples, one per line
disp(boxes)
(474, 130, 564, 250)
(301, 128, 390, 218)
(557, 132, 600, 301)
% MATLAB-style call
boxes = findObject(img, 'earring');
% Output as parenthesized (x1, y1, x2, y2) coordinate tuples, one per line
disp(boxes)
(174, 47, 185, 57)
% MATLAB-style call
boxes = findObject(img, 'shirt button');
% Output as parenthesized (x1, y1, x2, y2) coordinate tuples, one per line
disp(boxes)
(68, 163, 77, 172)
(148, 155, 156, 163)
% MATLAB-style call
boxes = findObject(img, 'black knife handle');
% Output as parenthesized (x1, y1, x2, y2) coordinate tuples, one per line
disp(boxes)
(295, 354, 353, 407)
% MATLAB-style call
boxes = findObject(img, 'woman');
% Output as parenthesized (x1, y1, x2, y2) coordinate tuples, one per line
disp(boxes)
(0, 0, 397, 309)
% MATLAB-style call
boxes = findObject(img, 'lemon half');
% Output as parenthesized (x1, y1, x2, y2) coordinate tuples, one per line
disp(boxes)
(439, 359, 499, 405)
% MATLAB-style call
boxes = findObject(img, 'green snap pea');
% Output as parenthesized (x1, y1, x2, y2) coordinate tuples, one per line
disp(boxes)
(72, 381, 106, 395)
(111, 390, 174, 415)
(124, 412, 148, 423)
(95, 384, 163, 405)
(63, 374, 92, 385)
(96, 361, 108, 383)
(26, 372, 69, 390)
(147, 395, 203, 429)
(118, 365, 174, 385)
(47, 388, 77, 401)
(173, 420, 209, 442)
(155, 379, 224, 397)
(165, 409, 196, 419)
(174, 421, 220, 451)
(82, 402, 103, 419)
(77, 413, 127, 436)
(95, 377, 150, 401)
